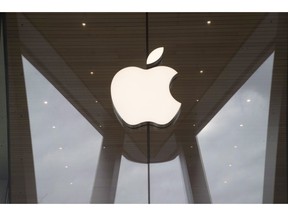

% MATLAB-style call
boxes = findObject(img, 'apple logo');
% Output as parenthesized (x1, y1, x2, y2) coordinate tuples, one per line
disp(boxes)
(110, 47, 181, 128)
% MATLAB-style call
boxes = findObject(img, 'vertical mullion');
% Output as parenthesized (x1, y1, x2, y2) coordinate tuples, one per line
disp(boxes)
(145, 12, 151, 204)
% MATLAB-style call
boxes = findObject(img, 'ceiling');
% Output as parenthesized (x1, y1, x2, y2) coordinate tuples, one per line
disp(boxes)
(17, 13, 273, 162)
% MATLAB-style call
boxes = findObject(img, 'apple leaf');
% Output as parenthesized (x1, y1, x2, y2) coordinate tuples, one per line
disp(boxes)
(146, 47, 164, 65)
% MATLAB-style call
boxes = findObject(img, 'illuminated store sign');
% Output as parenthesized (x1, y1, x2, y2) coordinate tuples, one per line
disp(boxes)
(111, 47, 181, 127)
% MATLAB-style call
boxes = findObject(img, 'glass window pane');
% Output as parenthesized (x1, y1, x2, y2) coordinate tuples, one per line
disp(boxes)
(22, 56, 103, 203)
(150, 155, 189, 203)
(6, 12, 286, 204)
(114, 155, 148, 203)
(197, 52, 274, 203)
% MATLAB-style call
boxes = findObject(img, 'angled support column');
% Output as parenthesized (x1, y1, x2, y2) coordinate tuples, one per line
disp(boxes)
(90, 130, 124, 203)
(263, 13, 287, 203)
(176, 130, 211, 203)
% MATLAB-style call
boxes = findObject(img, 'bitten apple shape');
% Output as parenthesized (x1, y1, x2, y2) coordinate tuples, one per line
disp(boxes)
(110, 47, 181, 127)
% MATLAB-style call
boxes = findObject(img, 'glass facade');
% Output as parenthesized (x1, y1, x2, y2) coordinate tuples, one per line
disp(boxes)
(197, 52, 274, 203)
(22, 56, 103, 203)
(1, 13, 287, 203)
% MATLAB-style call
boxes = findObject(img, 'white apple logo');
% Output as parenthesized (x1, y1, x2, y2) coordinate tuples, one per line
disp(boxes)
(110, 47, 181, 128)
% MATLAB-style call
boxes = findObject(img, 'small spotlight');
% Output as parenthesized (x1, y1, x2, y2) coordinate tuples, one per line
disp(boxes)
(82, 22, 86, 27)
(224, 180, 228, 184)
(44, 101, 48, 104)
(207, 20, 211, 24)
(52, 126, 56, 129)
(58, 147, 63, 150)
(240, 124, 244, 127)
(200, 70, 204, 74)
(246, 99, 251, 102)
(90, 71, 94, 75)
(196, 99, 199, 102)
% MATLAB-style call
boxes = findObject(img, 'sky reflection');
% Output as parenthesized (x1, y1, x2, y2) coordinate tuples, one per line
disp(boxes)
(22, 56, 103, 203)
(197, 52, 274, 203)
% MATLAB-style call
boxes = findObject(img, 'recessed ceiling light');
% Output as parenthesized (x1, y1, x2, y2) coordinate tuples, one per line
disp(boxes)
(193, 124, 196, 127)
(240, 124, 244, 127)
(246, 99, 251, 102)
(82, 22, 86, 27)
(95, 100, 98, 103)
(58, 147, 63, 150)
(65, 165, 69, 168)
(196, 99, 199, 102)
(200, 70, 204, 74)
(228, 164, 232, 167)
(90, 71, 94, 75)
(70, 182, 73, 185)
(224, 180, 228, 184)
(234, 145, 238, 149)
(207, 20, 211, 24)
(99, 125, 102, 128)
(52, 126, 56, 129)
(44, 101, 48, 104)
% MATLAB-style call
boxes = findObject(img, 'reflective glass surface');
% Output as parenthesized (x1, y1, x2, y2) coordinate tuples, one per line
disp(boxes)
(197, 53, 274, 203)
(5, 13, 287, 203)
(115, 155, 148, 203)
(22, 56, 103, 203)
(150, 155, 189, 203)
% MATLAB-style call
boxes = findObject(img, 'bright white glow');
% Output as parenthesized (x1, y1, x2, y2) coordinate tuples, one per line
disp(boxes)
(234, 145, 238, 149)
(52, 126, 56, 129)
(82, 23, 86, 27)
(111, 66, 181, 127)
(58, 147, 63, 150)
(44, 101, 48, 104)
(65, 165, 68, 168)
(200, 70, 204, 74)
(228, 164, 232, 167)
(240, 124, 244, 127)
(196, 99, 199, 102)
(146, 47, 164, 65)
(95, 100, 98, 103)
(207, 20, 211, 24)
(246, 99, 251, 102)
